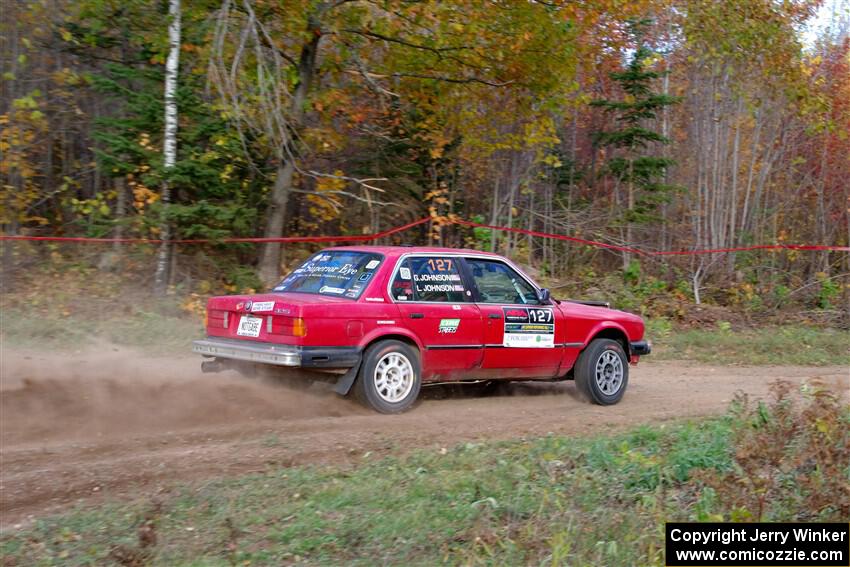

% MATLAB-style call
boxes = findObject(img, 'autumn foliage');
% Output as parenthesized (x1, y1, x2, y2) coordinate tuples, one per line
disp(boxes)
(1, 0, 848, 311)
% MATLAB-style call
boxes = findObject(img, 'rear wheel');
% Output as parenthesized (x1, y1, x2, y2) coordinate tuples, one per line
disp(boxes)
(354, 340, 421, 413)
(575, 338, 628, 405)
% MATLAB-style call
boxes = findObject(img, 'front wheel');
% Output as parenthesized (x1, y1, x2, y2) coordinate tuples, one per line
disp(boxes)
(575, 338, 629, 405)
(354, 340, 421, 413)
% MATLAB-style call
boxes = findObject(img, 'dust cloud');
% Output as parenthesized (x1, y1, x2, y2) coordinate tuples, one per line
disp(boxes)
(0, 345, 364, 446)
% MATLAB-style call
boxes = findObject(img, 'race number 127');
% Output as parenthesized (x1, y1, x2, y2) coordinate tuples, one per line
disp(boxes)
(528, 308, 553, 323)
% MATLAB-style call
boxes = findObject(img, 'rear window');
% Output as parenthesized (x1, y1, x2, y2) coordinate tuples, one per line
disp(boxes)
(273, 251, 383, 299)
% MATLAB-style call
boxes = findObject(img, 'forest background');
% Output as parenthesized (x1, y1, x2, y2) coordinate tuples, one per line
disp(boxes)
(2, 0, 849, 324)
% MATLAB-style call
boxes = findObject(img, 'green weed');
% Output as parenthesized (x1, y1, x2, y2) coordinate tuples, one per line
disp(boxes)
(645, 323, 849, 366)
(3, 386, 847, 565)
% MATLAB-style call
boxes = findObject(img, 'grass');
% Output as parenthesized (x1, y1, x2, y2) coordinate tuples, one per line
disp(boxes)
(0, 419, 736, 566)
(0, 308, 201, 355)
(2, 308, 846, 367)
(645, 319, 850, 366)
(3, 382, 847, 566)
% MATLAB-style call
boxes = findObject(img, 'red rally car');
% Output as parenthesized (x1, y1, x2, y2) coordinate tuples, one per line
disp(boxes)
(193, 246, 651, 413)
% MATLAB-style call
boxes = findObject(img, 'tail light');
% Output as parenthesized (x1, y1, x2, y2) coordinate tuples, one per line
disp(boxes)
(206, 309, 229, 329)
(265, 316, 307, 337)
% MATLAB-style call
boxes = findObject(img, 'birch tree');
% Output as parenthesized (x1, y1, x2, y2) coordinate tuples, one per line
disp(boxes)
(153, 0, 181, 294)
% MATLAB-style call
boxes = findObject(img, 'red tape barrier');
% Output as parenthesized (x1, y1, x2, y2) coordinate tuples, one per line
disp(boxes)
(1, 216, 848, 255)
(452, 219, 646, 255)
(0, 217, 432, 245)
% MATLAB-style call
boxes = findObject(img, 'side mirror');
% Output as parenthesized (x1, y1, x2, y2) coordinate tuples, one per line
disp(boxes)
(536, 288, 551, 303)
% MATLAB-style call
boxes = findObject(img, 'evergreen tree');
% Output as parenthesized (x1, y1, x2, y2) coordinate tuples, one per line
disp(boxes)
(591, 21, 680, 263)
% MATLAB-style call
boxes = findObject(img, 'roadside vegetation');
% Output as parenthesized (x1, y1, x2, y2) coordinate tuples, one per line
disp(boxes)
(3, 267, 848, 365)
(1, 381, 846, 566)
(4, 303, 847, 366)
(645, 320, 849, 366)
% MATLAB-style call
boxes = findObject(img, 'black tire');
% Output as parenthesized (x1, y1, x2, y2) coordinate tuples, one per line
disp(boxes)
(574, 338, 629, 405)
(353, 340, 421, 413)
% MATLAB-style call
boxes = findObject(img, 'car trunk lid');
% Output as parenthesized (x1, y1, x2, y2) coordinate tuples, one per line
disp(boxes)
(205, 292, 351, 343)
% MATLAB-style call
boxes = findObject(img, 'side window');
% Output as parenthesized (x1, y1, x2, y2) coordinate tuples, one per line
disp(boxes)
(467, 259, 539, 305)
(392, 256, 467, 302)
(390, 259, 415, 302)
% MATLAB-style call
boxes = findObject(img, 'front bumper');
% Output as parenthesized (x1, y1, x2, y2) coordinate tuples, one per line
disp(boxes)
(629, 340, 652, 356)
(192, 337, 361, 368)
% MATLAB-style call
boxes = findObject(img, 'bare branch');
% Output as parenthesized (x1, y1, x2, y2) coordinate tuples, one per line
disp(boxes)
(390, 71, 512, 87)
(291, 188, 395, 207)
(341, 28, 472, 54)
(304, 169, 388, 193)
(347, 52, 400, 98)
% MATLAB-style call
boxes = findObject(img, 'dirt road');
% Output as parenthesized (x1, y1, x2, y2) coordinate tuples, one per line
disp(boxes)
(1, 347, 847, 530)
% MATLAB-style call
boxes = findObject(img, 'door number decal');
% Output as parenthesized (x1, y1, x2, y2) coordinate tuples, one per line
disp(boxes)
(502, 307, 555, 348)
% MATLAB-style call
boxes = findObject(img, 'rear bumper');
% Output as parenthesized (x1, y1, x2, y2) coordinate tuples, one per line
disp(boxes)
(629, 340, 652, 356)
(192, 337, 360, 368)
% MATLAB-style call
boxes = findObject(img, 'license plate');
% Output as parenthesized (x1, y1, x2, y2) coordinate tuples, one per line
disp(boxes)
(236, 315, 263, 337)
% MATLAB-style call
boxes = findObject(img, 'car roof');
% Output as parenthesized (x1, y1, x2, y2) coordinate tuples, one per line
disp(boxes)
(324, 245, 505, 258)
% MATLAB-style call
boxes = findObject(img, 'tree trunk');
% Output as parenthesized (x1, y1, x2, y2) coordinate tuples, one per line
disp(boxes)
(490, 177, 500, 252)
(113, 176, 127, 254)
(816, 137, 829, 273)
(258, 160, 296, 283)
(257, 17, 322, 285)
(623, 157, 634, 271)
(153, 0, 181, 295)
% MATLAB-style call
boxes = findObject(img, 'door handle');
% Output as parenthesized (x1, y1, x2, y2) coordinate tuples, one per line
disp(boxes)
(488, 313, 503, 319)
(409, 313, 425, 319)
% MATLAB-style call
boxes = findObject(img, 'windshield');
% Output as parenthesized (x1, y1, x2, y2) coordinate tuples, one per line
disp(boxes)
(272, 251, 384, 299)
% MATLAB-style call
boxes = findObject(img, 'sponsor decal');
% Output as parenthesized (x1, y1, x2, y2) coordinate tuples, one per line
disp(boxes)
(365, 297, 385, 302)
(319, 286, 345, 294)
(377, 320, 395, 325)
(244, 300, 253, 311)
(365, 259, 380, 269)
(358, 272, 373, 282)
(452, 304, 461, 310)
(438, 318, 460, 334)
(339, 263, 358, 276)
(504, 308, 528, 322)
(274, 307, 291, 314)
(399, 267, 411, 280)
(251, 301, 275, 312)
(502, 307, 555, 348)
(236, 302, 244, 310)
(345, 290, 358, 298)
(347, 283, 363, 296)
(294, 262, 357, 280)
